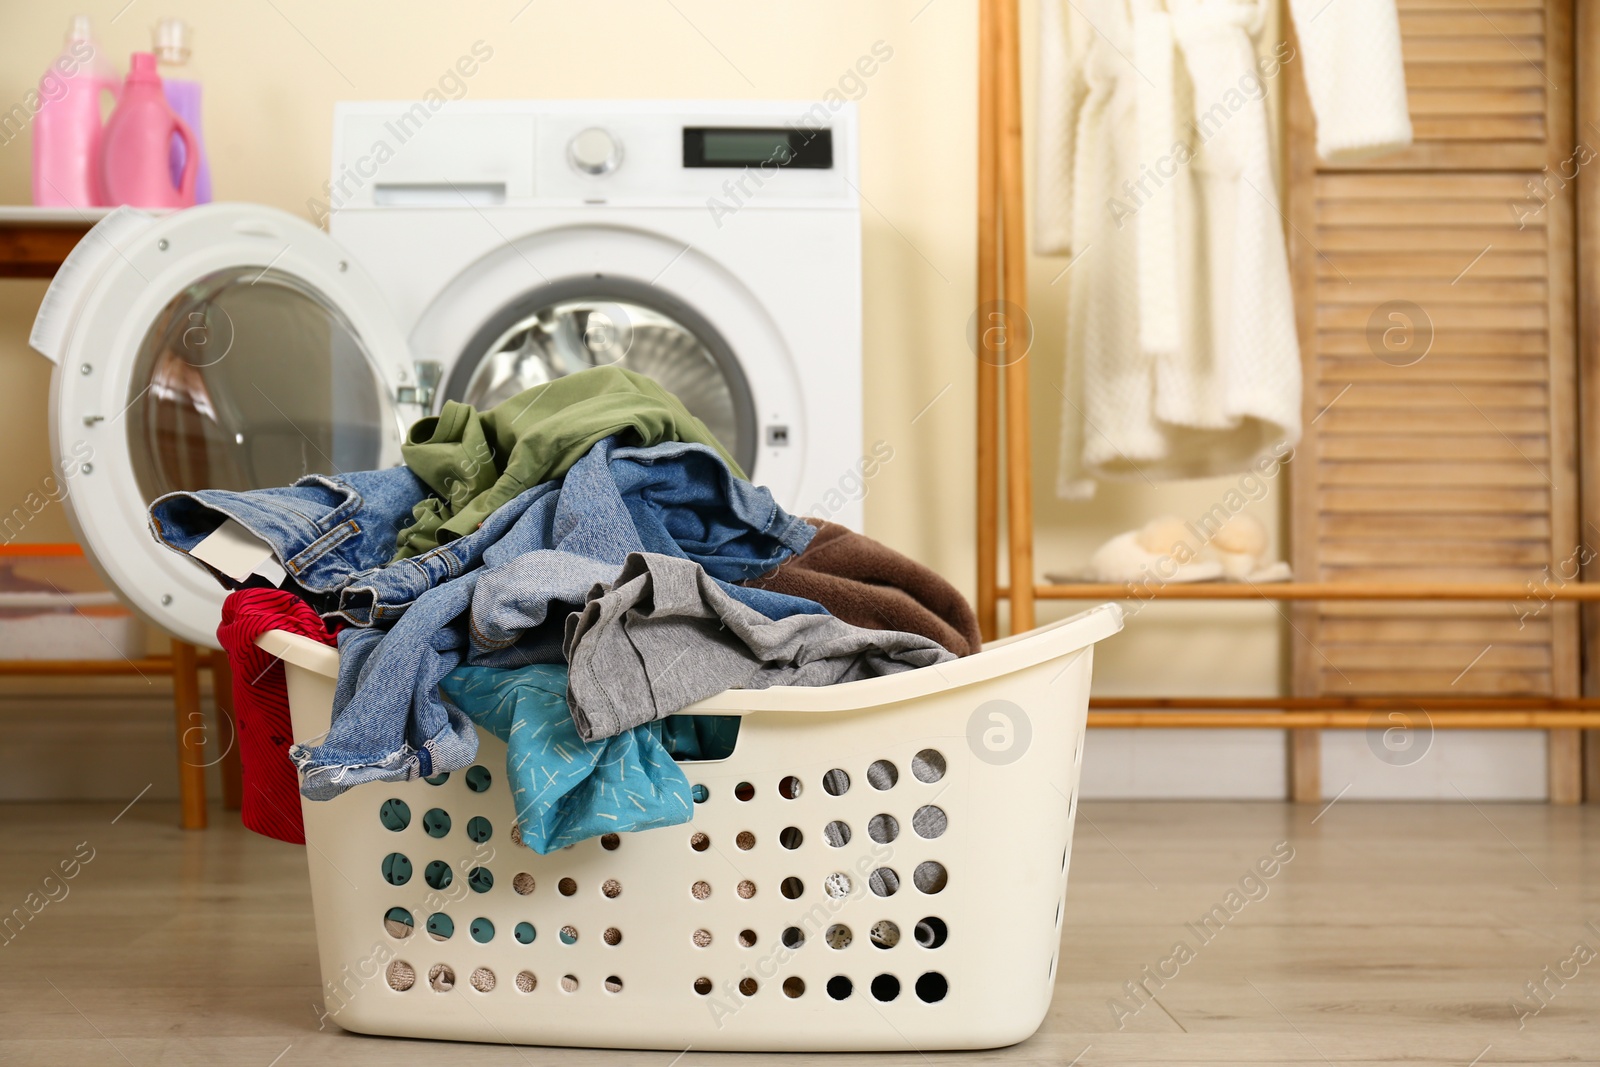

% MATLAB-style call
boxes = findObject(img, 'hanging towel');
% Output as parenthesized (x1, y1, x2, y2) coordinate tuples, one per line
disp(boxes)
(1285, 0, 1412, 162)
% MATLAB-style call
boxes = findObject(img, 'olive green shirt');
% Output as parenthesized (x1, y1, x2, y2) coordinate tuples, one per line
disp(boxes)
(393, 367, 742, 558)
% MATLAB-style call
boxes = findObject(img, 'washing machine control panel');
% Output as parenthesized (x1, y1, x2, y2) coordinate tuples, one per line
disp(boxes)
(568, 127, 622, 176)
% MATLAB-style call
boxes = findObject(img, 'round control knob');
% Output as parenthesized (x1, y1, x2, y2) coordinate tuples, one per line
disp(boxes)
(568, 127, 622, 176)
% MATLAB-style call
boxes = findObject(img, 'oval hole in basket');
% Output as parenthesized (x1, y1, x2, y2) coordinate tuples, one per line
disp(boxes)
(825, 923, 852, 949)
(734, 781, 756, 801)
(867, 814, 898, 844)
(515, 970, 537, 993)
(515, 922, 537, 944)
(600, 833, 621, 851)
(691, 783, 709, 803)
(915, 916, 949, 949)
(470, 966, 496, 993)
(690, 831, 710, 852)
(512, 873, 536, 895)
(736, 830, 756, 850)
(913, 861, 948, 894)
(561, 974, 578, 993)
(694, 977, 713, 995)
(779, 826, 804, 850)
(868, 867, 900, 897)
(871, 973, 901, 1002)
(781, 926, 805, 949)
(601, 878, 622, 899)
(558, 877, 578, 896)
(691, 880, 711, 900)
(464, 765, 492, 793)
(867, 759, 898, 790)
(823, 820, 851, 847)
(779, 877, 804, 899)
(824, 872, 852, 899)
(470, 917, 494, 943)
(871, 920, 900, 948)
(426, 913, 454, 941)
(386, 959, 415, 991)
(605, 975, 623, 993)
(428, 963, 455, 992)
(467, 867, 494, 894)
(821, 768, 850, 795)
(736, 879, 757, 899)
(379, 798, 410, 831)
(782, 976, 805, 998)
(559, 925, 579, 945)
(826, 975, 853, 1000)
(465, 815, 492, 843)
(916, 971, 949, 1002)
(912, 748, 946, 784)
(778, 775, 803, 800)
(423, 772, 449, 786)
(604, 926, 622, 946)
(693, 928, 712, 947)
(738, 928, 757, 947)
(913, 805, 947, 840)
(381, 853, 412, 886)
(738, 977, 758, 997)
(383, 907, 414, 939)
(422, 808, 451, 838)
(423, 860, 453, 890)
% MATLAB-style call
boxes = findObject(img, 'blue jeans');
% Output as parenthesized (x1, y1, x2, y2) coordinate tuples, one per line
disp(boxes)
(149, 468, 430, 611)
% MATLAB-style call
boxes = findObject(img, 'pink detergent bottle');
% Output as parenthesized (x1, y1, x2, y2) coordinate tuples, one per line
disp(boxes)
(98, 52, 198, 208)
(32, 16, 118, 207)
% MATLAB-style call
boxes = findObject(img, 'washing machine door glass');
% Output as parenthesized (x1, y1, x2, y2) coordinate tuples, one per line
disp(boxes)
(449, 282, 758, 472)
(126, 266, 394, 502)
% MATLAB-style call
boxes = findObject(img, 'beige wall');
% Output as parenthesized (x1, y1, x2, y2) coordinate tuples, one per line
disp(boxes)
(0, 2, 1536, 799)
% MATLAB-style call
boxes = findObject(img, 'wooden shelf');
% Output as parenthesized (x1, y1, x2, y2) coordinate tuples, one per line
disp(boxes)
(0, 207, 104, 278)
(1001, 581, 1600, 601)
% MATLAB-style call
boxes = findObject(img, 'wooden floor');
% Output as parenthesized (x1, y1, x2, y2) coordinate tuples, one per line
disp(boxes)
(1, 800, 1596, 1065)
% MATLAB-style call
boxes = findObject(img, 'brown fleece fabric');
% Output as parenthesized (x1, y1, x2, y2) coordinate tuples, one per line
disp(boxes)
(740, 520, 982, 657)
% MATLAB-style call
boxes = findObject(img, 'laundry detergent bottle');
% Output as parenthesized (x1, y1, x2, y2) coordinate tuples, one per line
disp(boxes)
(98, 51, 198, 208)
(152, 18, 212, 203)
(32, 15, 118, 207)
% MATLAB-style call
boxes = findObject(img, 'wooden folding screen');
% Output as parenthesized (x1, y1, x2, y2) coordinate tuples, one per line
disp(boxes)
(1285, 0, 1580, 799)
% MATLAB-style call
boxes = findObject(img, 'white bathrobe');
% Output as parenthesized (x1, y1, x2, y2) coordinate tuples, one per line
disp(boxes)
(1035, 0, 1411, 498)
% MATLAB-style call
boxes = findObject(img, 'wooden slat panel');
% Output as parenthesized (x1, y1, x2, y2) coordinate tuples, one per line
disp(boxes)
(1320, 617, 1552, 643)
(1319, 513, 1552, 539)
(1320, 539, 1553, 566)
(1320, 487, 1549, 515)
(1316, 358, 1551, 383)
(1323, 643, 1552, 669)
(1398, 12, 1545, 36)
(1324, 670, 1554, 695)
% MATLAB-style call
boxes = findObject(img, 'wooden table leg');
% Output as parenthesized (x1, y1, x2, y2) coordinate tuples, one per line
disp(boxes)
(171, 640, 208, 830)
(209, 652, 243, 812)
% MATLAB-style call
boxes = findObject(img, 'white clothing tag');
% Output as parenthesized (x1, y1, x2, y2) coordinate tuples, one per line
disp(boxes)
(253, 556, 288, 587)
(190, 518, 277, 584)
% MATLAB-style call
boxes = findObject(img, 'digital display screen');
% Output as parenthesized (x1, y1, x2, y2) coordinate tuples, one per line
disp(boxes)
(701, 130, 794, 165)
(683, 127, 833, 169)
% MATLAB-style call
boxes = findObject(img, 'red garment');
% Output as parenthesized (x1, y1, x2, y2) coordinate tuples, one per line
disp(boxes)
(217, 589, 339, 844)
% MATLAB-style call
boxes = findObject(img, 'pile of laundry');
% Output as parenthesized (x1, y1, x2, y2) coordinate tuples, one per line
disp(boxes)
(149, 367, 980, 851)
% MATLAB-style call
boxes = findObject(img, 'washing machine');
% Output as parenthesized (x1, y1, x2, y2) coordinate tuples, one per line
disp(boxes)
(29, 100, 862, 649)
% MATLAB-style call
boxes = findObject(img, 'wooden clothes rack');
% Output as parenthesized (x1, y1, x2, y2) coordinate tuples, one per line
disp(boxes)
(972, 0, 1600, 803)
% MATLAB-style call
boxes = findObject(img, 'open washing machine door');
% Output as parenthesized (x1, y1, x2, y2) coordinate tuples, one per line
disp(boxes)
(30, 204, 417, 649)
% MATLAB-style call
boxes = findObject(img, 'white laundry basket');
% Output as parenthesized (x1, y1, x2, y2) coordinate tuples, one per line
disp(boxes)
(259, 602, 1122, 1052)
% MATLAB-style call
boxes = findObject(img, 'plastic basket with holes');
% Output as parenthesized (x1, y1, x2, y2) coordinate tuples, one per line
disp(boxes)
(259, 603, 1122, 1052)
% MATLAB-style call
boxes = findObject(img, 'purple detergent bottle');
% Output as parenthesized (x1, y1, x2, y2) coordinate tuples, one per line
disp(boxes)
(152, 18, 211, 203)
